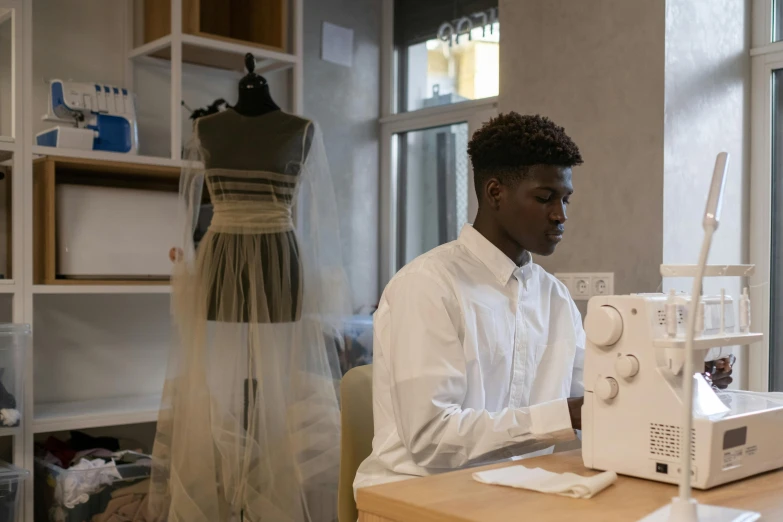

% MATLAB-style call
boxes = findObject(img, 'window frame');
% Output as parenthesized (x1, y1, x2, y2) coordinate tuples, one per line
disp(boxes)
(378, 0, 498, 291)
(749, 0, 783, 391)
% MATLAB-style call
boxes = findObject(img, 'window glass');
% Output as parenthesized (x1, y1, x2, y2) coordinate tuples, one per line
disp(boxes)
(403, 24, 499, 112)
(394, 123, 470, 268)
(769, 68, 783, 389)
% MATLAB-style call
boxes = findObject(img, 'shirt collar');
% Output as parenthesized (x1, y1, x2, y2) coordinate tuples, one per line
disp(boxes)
(458, 225, 532, 285)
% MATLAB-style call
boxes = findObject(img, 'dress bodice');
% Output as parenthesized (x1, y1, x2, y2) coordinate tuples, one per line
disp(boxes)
(195, 109, 312, 235)
(205, 167, 299, 234)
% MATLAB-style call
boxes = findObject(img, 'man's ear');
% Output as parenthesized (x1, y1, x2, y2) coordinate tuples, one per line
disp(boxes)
(485, 178, 503, 210)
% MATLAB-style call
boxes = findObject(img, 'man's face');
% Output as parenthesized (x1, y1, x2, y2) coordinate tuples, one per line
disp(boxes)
(495, 165, 573, 256)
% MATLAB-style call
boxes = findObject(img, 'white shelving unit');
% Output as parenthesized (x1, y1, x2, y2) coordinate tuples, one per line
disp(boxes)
(32, 285, 171, 295)
(30, 145, 193, 168)
(33, 394, 162, 434)
(3, 1, 306, 520)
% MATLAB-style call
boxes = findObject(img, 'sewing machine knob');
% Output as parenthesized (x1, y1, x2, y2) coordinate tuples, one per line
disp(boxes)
(595, 377, 619, 401)
(615, 355, 640, 379)
(585, 306, 623, 347)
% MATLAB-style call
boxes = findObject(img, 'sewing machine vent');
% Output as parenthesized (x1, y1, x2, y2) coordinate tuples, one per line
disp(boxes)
(649, 423, 695, 460)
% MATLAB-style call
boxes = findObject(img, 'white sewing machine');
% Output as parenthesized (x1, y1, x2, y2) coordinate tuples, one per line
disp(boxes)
(36, 79, 139, 154)
(582, 154, 783, 519)
(581, 287, 783, 489)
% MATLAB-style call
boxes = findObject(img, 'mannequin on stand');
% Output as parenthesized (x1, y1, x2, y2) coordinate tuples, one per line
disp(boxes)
(150, 54, 350, 522)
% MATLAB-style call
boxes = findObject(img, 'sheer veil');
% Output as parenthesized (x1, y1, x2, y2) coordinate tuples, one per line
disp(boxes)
(149, 119, 351, 522)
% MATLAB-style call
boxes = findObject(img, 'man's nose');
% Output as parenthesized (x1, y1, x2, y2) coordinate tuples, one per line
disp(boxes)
(551, 202, 567, 223)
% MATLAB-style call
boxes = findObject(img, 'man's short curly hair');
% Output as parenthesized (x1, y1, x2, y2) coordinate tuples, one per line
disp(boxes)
(467, 112, 583, 195)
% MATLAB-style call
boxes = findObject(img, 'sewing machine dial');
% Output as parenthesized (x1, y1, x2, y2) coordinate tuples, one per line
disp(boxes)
(585, 305, 623, 347)
(615, 355, 639, 378)
(595, 377, 619, 401)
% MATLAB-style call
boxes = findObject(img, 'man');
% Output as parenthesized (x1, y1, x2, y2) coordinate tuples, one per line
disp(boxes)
(354, 113, 585, 492)
(352, 112, 735, 493)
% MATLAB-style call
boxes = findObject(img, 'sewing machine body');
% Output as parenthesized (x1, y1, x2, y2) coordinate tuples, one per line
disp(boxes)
(581, 293, 783, 489)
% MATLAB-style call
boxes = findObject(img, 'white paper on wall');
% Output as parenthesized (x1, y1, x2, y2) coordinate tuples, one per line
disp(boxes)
(322, 21, 354, 68)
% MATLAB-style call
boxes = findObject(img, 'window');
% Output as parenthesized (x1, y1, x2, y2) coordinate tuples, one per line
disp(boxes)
(379, 0, 499, 287)
(749, 0, 783, 390)
(400, 24, 499, 112)
(393, 0, 499, 113)
(768, 69, 783, 389)
(394, 123, 470, 266)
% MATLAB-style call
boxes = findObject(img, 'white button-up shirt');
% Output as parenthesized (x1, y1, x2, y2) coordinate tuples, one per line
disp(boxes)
(354, 225, 585, 492)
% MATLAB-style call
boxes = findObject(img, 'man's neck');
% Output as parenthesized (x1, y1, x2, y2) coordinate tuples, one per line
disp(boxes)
(472, 211, 529, 267)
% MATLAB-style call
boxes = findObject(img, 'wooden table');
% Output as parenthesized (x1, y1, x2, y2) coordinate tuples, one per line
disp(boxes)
(356, 450, 783, 521)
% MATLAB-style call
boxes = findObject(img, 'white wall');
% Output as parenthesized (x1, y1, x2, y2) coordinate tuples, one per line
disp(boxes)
(662, 0, 751, 291)
(303, 0, 382, 309)
(662, 0, 751, 386)
(499, 0, 751, 384)
(33, 295, 170, 404)
(499, 0, 667, 317)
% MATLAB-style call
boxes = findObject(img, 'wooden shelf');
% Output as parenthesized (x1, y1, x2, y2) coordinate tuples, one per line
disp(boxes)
(33, 155, 184, 286)
(34, 284, 171, 295)
(34, 394, 162, 433)
(31, 146, 193, 169)
(130, 32, 298, 73)
(141, 0, 288, 71)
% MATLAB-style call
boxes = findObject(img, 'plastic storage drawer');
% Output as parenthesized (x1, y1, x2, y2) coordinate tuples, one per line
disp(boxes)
(0, 461, 28, 522)
(0, 325, 30, 433)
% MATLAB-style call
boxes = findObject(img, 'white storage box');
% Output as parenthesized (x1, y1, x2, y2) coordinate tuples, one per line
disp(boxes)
(56, 184, 178, 279)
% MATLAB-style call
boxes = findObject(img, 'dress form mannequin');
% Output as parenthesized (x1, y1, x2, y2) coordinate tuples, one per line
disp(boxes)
(198, 54, 313, 323)
(151, 54, 349, 522)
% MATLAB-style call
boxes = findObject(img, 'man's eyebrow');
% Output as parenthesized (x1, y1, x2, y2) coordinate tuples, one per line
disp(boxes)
(536, 185, 573, 194)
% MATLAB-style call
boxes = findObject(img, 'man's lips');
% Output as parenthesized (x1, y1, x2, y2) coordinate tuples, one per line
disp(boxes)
(546, 230, 564, 242)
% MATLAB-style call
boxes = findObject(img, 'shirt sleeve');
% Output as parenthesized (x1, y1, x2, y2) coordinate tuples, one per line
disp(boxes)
(387, 271, 575, 471)
(570, 299, 586, 397)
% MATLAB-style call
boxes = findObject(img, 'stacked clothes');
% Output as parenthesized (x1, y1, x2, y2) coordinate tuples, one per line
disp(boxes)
(34, 432, 152, 522)
(90, 480, 151, 522)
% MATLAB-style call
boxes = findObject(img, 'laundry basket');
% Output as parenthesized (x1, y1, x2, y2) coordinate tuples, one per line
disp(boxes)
(34, 457, 151, 522)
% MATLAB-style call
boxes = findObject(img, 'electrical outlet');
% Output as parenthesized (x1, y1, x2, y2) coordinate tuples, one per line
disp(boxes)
(554, 272, 614, 301)
(572, 274, 592, 300)
(593, 273, 614, 296)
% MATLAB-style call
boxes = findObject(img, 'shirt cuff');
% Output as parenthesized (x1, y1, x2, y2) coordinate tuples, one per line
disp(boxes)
(529, 398, 574, 437)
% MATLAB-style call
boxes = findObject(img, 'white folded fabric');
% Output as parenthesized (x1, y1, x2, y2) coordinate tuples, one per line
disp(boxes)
(472, 465, 617, 499)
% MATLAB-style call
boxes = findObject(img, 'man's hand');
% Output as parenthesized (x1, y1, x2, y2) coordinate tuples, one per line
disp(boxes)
(704, 356, 734, 390)
(567, 397, 583, 430)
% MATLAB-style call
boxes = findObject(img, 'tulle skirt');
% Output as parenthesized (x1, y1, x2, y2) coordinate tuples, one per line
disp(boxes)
(149, 227, 343, 522)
